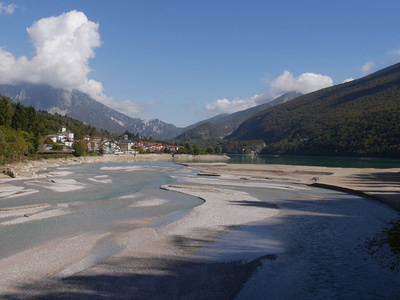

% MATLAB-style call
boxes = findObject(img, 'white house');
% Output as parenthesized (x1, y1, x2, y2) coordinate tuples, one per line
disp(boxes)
(45, 126, 75, 149)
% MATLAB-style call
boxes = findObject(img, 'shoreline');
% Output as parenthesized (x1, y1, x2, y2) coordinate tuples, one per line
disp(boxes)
(184, 163, 400, 211)
(0, 159, 400, 297)
(1, 154, 399, 211)
(0, 153, 230, 179)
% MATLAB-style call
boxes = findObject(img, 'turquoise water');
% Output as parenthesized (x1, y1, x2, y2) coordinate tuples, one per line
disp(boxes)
(0, 162, 203, 259)
(227, 154, 400, 168)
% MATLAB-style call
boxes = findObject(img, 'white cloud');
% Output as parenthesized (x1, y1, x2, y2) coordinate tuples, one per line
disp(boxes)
(343, 78, 354, 83)
(269, 71, 333, 97)
(0, 2, 17, 14)
(0, 10, 146, 117)
(206, 70, 333, 115)
(205, 94, 271, 114)
(361, 61, 375, 74)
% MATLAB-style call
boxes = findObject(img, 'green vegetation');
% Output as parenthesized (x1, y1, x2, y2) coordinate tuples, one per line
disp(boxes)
(170, 143, 222, 155)
(37, 110, 115, 140)
(172, 122, 225, 148)
(228, 63, 400, 158)
(0, 94, 116, 163)
(219, 140, 265, 154)
(0, 97, 224, 163)
(72, 140, 87, 157)
(0, 96, 40, 163)
(174, 92, 302, 147)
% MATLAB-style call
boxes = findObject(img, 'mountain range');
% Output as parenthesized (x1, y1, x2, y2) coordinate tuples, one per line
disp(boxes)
(228, 63, 400, 157)
(0, 83, 183, 140)
(2, 62, 399, 158)
(0, 83, 300, 142)
(173, 91, 301, 144)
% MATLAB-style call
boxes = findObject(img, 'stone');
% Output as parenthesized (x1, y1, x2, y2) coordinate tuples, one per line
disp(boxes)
(3, 168, 18, 178)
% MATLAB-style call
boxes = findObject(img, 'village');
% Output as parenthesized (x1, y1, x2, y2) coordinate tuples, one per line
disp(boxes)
(43, 126, 181, 155)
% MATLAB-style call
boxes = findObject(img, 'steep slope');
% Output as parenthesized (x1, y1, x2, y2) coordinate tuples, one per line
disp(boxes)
(174, 122, 224, 145)
(175, 92, 301, 142)
(212, 91, 301, 135)
(228, 63, 400, 157)
(0, 83, 183, 139)
(182, 113, 229, 132)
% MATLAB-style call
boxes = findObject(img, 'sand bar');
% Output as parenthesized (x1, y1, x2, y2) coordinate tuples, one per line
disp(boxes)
(1, 159, 400, 298)
(184, 163, 400, 210)
(0, 203, 48, 211)
(7, 175, 400, 298)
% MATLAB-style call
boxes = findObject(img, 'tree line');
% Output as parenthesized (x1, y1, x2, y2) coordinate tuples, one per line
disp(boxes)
(0, 97, 41, 162)
(0, 95, 114, 163)
(0, 96, 225, 163)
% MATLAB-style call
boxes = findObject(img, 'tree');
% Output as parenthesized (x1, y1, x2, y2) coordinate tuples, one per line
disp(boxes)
(11, 103, 27, 131)
(44, 137, 54, 145)
(0, 128, 7, 161)
(1, 126, 29, 160)
(193, 144, 200, 155)
(0, 97, 13, 127)
(184, 143, 193, 154)
(72, 140, 86, 157)
(25, 106, 39, 133)
(206, 146, 215, 154)
(25, 106, 40, 151)
(215, 145, 222, 155)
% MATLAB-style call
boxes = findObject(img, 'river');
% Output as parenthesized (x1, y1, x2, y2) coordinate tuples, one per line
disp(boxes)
(0, 162, 203, 260)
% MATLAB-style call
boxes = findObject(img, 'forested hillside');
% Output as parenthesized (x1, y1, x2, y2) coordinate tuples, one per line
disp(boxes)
(174, 92, 301, 144)
(0, 84, 183, 140)
(172, 122, 224, 147)
(0, 94, 112, 162)
(228, 63, 400, 157)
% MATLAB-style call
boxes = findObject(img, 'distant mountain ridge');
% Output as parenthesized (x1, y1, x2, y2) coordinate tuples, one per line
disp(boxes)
(0, 83, 183, 140)
(173, 92, 301, 143)
(228, 63, 400, 157)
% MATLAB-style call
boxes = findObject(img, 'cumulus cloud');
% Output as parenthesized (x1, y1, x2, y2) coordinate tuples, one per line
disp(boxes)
(205, 94, 272, 114)
(206, 70, 334, 115)
(0, 10, 146, 116)
(0, 2, 16, 14)
(269, 71, 333, 97)
(343, 78, 354, 83)
(361, 61, 376, 74)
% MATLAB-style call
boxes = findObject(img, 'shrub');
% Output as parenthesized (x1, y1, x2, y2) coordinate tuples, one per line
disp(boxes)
(72, 140, 86, 157)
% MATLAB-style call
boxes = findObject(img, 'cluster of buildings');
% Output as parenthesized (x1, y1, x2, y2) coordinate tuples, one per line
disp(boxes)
(100, 135, 180, 154)
(45, 128, 180, 155)
(46, 126, 74, 148)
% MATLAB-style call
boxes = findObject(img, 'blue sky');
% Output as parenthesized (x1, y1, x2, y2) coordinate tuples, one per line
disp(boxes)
(0, 0, 399, 127)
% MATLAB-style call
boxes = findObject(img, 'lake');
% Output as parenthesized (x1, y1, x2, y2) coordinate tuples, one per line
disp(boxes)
(227, 154, 400, 168)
